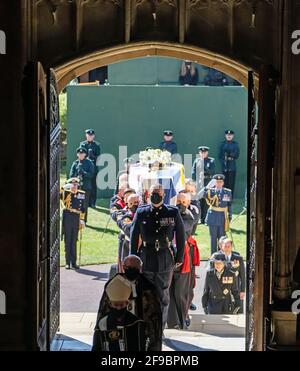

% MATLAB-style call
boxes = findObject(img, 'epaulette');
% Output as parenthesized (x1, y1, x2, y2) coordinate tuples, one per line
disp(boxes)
(78, 189, 86, 194)
(208, 157, 215, 161)
(224, 188, 232, 192)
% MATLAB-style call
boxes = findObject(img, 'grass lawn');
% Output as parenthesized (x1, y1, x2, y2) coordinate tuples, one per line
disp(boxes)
(60, 193, 247, 266)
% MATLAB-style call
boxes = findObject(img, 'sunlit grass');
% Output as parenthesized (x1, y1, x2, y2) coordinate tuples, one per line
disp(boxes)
(59, 185, 247, 266)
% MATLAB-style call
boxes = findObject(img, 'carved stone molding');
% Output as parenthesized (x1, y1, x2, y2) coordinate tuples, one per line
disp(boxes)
(82, 0, 122, 6)
(188, 0, 274, 9)
(136, 0, 177, 7)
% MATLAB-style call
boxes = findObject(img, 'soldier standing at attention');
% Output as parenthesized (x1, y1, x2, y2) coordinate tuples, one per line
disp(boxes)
(204, 174, 232, 254)
(130, 183, 185, 327)
(202, 253, 241, 315)
(219, 130, 240, 197)
(192, 146, 216, 223)
(222, 238, 245, 313)
(60, 178, 86, 270)
(159, 130, 178, 155)
(69, 147, 95, 223)
(80, 129, 101, 208)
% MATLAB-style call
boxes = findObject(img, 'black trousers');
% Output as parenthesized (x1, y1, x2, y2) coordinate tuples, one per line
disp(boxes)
(200, 198, 208, 224)
(189, 265, 196, 307)
(223, 171, 236, 197)
(83, 189, 91, 223)
(62, 210, 79, 266)
(167, 271, 190, 329)
(117, 234, 125, 272)
(143, 270, 174, 328)
(90, 174, 98, 207)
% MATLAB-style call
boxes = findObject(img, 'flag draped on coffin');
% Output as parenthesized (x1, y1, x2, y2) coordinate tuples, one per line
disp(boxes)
(128, 162, 185, 205)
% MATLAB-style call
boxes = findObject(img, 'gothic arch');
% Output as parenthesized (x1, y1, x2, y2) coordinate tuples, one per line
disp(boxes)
(55, 42, 257, 92)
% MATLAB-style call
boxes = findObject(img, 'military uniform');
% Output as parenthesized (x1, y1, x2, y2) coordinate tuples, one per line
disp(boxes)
(69, 149, 95, 222)
(192, 156, 216, 186)
(202, 263, 241, 315)
(224, 251, 245, 314)
(192, 147, 216, 223)
(211, 251, 246, 294)
(159, 130, 177, 155)
(189, 200, 201, 235)
(110, 194, 126, 272)
(60, 180, 86, 268)
(80, 131, 101, 207)
(168, 208, 194, 329)
(159, 140, 177, 155)
(94, 273, 162, 351)
(117, 211, 135, 267)
(219, 131, 240, 197)
(130, 204, 185, 326)
(204, 176, 232, 254)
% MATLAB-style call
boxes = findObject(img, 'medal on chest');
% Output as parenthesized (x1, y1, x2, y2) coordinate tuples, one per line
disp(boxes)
(222, 276, 233, 284)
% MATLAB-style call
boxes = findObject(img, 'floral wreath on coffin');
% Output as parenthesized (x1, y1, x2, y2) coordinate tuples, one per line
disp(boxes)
(139, 148, 172, 170)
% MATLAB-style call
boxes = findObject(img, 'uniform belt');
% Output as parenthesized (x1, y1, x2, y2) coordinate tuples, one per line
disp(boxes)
(211, 206, 228, 212)
(142, 240, 171, 251)
(64, 208, 81, 215)
(210, 206, 230, 232)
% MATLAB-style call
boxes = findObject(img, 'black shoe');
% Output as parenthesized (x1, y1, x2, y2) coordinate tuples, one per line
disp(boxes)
(65, 265, 71, 270)
(71, 264, 80, 270)
(190, 303, 197, 311)
(186, 317, 191, 327)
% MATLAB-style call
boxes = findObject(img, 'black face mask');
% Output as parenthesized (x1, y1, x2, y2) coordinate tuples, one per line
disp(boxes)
(129, 205, 138, 213)
(177, 203, 187, 213)
(124, 267, 140, 281)
(150, 192, 163, 205)
(110, 307, 127, 318)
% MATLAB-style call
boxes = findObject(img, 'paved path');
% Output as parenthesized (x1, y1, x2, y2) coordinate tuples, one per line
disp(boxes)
(60, 263, 206, 313)
(56, 263, 245, 351)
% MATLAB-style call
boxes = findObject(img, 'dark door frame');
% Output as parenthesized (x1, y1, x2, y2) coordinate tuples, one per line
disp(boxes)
(34, 47, 275, 351)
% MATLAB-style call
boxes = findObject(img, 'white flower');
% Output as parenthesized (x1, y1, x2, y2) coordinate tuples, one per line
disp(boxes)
(139, 148, 171, 167)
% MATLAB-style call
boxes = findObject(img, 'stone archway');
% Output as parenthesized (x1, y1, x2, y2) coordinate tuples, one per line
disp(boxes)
(55, 42, 256, 92)
(53, 43, 268, 352)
